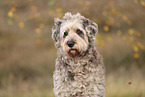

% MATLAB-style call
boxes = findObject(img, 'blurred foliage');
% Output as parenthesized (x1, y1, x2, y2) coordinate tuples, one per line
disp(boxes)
(7, 0, 145, 60)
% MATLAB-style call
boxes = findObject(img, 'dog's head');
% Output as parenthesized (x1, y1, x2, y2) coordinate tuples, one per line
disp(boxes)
(52, 12, 98, 57)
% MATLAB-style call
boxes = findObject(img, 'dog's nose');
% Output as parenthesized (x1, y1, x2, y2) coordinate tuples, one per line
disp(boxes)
(67, 41, 75, 48)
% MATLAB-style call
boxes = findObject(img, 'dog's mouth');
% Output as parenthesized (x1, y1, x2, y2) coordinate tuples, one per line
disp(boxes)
(68, 49, 79, 57)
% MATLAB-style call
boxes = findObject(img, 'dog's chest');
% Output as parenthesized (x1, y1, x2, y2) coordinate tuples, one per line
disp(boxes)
(66, 60, 90, 81)
(54, 57, 105, 96)
(59, 61, 102, 95)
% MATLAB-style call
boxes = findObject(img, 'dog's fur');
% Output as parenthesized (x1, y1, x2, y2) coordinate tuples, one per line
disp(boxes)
(52, 12, 105, 97)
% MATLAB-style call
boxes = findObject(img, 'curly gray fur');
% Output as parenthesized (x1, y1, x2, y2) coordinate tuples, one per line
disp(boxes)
(52, 12, 105, 97)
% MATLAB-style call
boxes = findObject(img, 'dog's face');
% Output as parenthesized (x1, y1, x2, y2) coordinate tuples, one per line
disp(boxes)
(52, 13, 98, 58)
(60, 20, 89, 57)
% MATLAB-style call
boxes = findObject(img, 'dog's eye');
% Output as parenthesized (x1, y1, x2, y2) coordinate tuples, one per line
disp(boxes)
(64, 31, 68, 37)
(76, 29, 83, 35)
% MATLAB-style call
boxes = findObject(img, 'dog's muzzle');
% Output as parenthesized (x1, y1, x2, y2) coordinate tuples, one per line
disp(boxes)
(67, 41, 79, 57)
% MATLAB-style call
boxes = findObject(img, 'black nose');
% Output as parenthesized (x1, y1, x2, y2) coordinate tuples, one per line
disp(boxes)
(67, 41, 75, 48)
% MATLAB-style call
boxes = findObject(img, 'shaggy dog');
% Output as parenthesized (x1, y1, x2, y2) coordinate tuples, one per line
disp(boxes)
(52, 12, 105, 97)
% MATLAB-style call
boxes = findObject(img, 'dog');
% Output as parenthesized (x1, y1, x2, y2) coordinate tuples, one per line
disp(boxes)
(52, 12, 105, 97)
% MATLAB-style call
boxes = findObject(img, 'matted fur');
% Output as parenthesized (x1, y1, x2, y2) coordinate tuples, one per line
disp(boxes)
(52, 12, 105, 97)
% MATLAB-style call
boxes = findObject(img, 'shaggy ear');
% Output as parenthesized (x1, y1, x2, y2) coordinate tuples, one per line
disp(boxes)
(52, 18, 62, 48)
(83, 18, 98, 36)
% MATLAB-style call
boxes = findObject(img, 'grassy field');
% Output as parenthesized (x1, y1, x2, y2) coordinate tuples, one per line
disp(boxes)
(0, 70, 145, 97)
(0, 0, 145, 97)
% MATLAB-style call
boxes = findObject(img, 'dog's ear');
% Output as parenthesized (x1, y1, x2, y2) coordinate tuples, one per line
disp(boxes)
(83, 18, 98, 36)
(52, 18, 62, 48)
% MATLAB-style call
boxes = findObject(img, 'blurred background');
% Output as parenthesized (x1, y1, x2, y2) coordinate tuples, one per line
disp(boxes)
(0, 0, 145, 97)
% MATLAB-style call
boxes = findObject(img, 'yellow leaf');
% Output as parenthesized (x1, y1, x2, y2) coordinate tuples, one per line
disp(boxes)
(134, 53, 139, 59)
(128, 29, 134, 35)
(37, 39, 41, 44)
(141, 1, 145, 8)
(32, 6, 37, 12)
(127, 20, 132, 25)
(111, 9, 116, 15)
(122, 15, 128, 21)
(103, 26, 109, 32)
(133, 45, 138, 52)
(137, 42, 141, 47)
(85, 1, 90, 6)
(35, 28, 41, 33)
(19, 22, 24, 28)
(8, 11, 13, 18)
(11, 7, 16, 12)
(56, 8, 62, 13)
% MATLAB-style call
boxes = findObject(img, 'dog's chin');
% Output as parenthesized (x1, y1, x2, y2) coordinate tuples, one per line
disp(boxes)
(67, 49, 80, 57)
